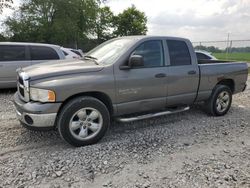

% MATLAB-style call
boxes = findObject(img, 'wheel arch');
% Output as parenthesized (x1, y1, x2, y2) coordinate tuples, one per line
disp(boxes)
(216, 79, 235, 93)
(57, 91, 114, 119)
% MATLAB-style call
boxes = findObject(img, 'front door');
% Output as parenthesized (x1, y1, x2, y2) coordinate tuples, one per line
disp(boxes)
(115, 40, 168, 115)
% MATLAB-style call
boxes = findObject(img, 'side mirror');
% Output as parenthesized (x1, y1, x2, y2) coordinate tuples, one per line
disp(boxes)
(119, 55, 144, 70)
(128, 55, 144, 68)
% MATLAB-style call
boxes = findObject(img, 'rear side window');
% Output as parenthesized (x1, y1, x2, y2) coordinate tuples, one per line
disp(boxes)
(132, 40, 164, 67)
(196, 52, 211, 60)
(30, 46, 59, 60)
(167, 40, 191, 66)
(0, 45, 26, 61)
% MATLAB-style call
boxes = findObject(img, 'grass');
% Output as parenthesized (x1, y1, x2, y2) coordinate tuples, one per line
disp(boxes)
(212, 52, 250, 62)
(213, 52, 250, 74)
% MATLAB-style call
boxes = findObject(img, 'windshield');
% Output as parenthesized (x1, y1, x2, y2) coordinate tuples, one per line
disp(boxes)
(86, 38, 135, 65)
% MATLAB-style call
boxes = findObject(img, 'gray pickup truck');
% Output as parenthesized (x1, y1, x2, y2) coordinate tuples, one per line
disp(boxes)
(14, 36, 248, 147)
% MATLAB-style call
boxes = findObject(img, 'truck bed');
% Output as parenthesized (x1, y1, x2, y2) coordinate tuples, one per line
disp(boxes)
(196, 61, 248, 102)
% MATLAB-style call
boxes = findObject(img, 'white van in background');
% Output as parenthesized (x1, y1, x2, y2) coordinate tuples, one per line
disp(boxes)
(0, 42, 66, 88)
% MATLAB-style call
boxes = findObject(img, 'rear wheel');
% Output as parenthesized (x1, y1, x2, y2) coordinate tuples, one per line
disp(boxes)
(57, 96, 110, 147)
(205, 85, 232, 116)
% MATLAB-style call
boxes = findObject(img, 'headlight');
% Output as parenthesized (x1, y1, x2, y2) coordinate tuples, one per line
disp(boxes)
(30, 88, 56, 102)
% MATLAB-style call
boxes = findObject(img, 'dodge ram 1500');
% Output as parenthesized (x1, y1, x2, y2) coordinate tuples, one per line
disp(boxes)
(14, 36, 248, 146)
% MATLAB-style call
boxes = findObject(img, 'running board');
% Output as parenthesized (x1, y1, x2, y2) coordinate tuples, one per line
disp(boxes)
(116, 106, 190, 123)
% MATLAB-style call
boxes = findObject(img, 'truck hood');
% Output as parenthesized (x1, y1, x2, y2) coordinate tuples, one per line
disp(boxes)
(22, 59, 104, 80)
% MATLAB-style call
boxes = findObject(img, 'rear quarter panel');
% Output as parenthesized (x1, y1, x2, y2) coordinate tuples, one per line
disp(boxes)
(197, 62, 248, 101)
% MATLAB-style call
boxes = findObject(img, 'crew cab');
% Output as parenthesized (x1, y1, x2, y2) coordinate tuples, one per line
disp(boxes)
(13, 36, 248, 147)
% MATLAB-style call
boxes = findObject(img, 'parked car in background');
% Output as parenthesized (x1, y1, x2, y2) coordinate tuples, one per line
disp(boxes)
(195, 50, 217, 60)
(14, 36, 248, 147)
(72, 49, 84, 57)
(61, 47, 84, 59)
(0, 42, 65, 88)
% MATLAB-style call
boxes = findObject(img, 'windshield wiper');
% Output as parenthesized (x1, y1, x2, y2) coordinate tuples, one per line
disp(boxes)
(84, 55, 100, 65)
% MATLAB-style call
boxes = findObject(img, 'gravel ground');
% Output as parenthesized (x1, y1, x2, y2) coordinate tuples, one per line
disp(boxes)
(0, 78, 249, 188)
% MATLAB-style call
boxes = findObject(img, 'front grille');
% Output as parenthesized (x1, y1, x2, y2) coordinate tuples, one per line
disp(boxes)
(17, 76, 25, 99)
(17, 72, 29, 102)
(18, 76, 24, 85)
(19, 86, 24, 97)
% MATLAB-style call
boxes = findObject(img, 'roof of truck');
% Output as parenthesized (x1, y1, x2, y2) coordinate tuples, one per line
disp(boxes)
(117, 35, 189, 41)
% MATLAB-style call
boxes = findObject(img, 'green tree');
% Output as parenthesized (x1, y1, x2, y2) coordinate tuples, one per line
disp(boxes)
(0, 33, 6, 41)
(113, 5, 147, 36)
(93, 6, 114, 43)
(194, 45, 222, 53)
(0, 0, 13, 14)
(2, 1, 148, 50)
(4, 0, 99, 48)
(4, 0, 56, 42)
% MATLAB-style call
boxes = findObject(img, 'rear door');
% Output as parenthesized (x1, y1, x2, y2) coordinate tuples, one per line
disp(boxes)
(166, 39, 199, 106)
(115, 40, 168, 115)
(30, 46, 60, 64)
(0, 45, 30, 86)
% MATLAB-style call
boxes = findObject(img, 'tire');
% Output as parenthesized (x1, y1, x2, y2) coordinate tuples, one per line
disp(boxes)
(205, 85, 232, 116)
(57, 96, 110, 147)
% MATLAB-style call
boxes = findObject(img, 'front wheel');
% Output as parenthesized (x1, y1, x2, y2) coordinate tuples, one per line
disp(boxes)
(205, 85, 232, 116)
(57, 96, 110, 147)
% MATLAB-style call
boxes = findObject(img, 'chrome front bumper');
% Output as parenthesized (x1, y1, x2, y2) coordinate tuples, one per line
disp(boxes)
(14, 92, 61, 128)
(16, 109, 57, 127)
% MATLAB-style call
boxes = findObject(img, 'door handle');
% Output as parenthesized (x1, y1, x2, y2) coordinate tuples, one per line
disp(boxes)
(188, 70, 196, 75)
(155, 73, 166, 78)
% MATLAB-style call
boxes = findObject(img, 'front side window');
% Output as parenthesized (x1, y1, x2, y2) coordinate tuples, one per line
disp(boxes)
(132, 40, 164, 67)
(30, 46, 59, 60)
(167, 40, 191, 66)
(0, 45, 26, 61)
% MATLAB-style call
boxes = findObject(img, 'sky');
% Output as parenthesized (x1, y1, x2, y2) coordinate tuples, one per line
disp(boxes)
(1, 0, 250, 43)
(105, 0, 250, 42)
